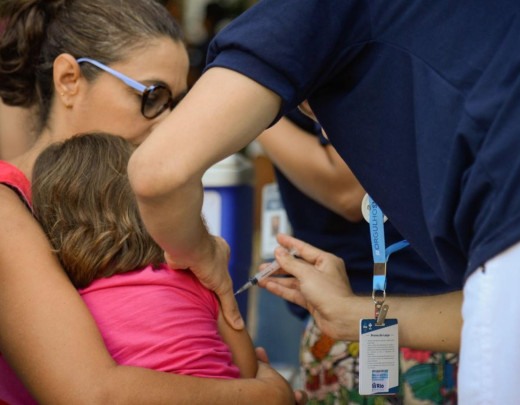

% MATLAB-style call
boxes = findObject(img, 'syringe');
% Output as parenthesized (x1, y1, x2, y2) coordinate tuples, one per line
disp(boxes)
(234, 248, 298, 295)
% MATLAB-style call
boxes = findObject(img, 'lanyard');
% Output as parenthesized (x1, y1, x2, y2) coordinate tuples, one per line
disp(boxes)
(368, 195, 409, 323)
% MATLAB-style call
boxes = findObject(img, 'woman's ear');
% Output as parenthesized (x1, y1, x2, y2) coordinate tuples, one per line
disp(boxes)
(53, 53, 82, 108)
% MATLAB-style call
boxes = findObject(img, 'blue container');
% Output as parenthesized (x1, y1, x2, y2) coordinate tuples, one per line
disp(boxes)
(202, 154, 254, 321)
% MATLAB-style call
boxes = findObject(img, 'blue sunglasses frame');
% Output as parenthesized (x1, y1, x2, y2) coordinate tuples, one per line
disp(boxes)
(76, 57, 180, 119)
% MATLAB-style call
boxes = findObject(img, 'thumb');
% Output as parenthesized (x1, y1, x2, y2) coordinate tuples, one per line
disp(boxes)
(255, 346, 270, 363)
(274, 245, 304, 278)
(218, 289, 245, 330)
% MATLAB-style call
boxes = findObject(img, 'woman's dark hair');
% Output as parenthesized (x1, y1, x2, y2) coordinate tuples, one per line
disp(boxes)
(31, 132, 165, 289)
(0, 0, 183, 131)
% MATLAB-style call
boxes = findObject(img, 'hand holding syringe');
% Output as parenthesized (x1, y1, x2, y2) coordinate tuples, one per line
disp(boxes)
(234, 247, 298, 295)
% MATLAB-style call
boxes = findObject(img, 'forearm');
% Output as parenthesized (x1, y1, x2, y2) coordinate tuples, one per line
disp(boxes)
(101, 366, 290, 405)
(258, 119, 329, 191)
(258, 118, 365, 221)
(20, 363, 289, 405)
(129, 67, 280, 264)
(388, 290, 462, 352)
(130, 175, 212, 268)
(337, 291, 462, 352)
(0, 191, 291, 404)
(218, 309, 258, 378)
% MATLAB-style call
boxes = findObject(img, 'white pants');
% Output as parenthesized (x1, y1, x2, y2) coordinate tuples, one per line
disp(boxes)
(459, 241, 520, 404)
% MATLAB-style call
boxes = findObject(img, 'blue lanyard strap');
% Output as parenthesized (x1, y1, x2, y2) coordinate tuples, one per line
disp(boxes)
(369, 196, 386, 264)
(369, 196, 387, 292)
(386, 240, 410, 260)
(368, 196, 409, 293)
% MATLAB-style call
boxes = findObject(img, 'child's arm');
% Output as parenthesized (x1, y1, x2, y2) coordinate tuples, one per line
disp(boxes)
(218, 307, 258, 378)
(0, 185, 293, 404)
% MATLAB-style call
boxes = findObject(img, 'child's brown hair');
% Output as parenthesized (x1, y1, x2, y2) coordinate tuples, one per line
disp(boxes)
(32, 132, 164, 288)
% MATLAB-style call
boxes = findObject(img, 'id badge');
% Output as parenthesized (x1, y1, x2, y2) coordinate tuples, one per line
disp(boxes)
(359, 318, 399, 395)
(260, 182, 291, 260)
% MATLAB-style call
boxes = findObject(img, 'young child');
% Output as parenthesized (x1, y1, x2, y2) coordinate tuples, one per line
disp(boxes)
(31, 132, 257, 378)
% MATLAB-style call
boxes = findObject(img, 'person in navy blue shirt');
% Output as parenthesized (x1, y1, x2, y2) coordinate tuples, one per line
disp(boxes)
(258, 108, 458, 403)
(129, 1, 520, 402)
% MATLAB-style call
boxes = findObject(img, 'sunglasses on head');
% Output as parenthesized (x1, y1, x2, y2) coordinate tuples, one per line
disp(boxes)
(76, 57, 184, 119)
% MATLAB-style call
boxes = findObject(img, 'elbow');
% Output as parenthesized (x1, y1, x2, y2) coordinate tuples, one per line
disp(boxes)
(128, 147, 184, 202)
(340, 207, 364, 223)
(81, 385, 114, 405)
(35, 375, 117, 405)
(67, 367, 133, 405)
(128, 148, 163, 200)
(335, 193, 365, 223)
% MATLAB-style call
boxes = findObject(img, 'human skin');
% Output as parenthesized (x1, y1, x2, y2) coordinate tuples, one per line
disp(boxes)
(1, 42, 295, 404)
(218, 308, 258, 378)
(257, 116, 366, 222)
(257, 115, 462, 353)
(129, 67, 462, 355)
(0, 102, 37, 160)
(263, 233, 462, 353)
(129, 68, 280, 322)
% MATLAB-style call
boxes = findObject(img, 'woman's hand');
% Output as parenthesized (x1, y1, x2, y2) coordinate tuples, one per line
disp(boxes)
(165, 235, 244, 330)
(255, 347, 307, 405)
(261, 234, 361, 341)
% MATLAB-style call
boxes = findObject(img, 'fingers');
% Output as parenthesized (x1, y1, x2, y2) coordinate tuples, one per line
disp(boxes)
(276, 233, 330, 265)
(258, 274, 300, 289)
(218, 288, 245, 330)
(273, 242, 321, 281)
(214, 236, 231, 259)
(276, 234, 348, 284)
(258, 261, 286, 276)
(264, 278, 308, 309)
(273, 246, 305, 278)
(294, 389, 309, 405)
(197, 235, 245, 329)
(255, 346, 269, 363)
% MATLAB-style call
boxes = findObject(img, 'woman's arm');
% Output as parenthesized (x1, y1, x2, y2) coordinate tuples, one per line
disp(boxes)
(129, 68, 282, 329)
(217, 308, 258, 378)
(262, 234, 462, 353)
(257, 121, 462, 351)
(0, 185, 294, 405)
(257, 117, 366, 222)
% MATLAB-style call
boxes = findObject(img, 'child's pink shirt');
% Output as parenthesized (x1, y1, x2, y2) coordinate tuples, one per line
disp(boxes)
(79, 264, 240, 379)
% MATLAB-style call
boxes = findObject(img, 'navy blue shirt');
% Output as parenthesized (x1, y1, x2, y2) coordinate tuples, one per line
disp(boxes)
(277, 110, 453, 297)
(207, 0, 520, 287)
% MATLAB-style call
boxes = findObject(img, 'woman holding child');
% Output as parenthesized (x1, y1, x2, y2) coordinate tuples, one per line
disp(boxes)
(0, 0, 297, 403)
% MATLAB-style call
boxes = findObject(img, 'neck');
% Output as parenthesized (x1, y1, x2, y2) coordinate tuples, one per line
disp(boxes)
(8, 131, 53, 180)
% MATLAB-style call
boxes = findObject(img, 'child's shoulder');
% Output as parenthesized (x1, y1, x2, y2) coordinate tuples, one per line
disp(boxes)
(159, 265, 219, 313)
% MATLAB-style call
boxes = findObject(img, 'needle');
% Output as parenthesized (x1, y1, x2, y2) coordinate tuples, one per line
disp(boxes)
(234, 248, 298, 295)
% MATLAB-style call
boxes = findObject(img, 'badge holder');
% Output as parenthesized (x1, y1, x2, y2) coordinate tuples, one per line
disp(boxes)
(359, 195, 408, 396)
(260, 182, 291, 260)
